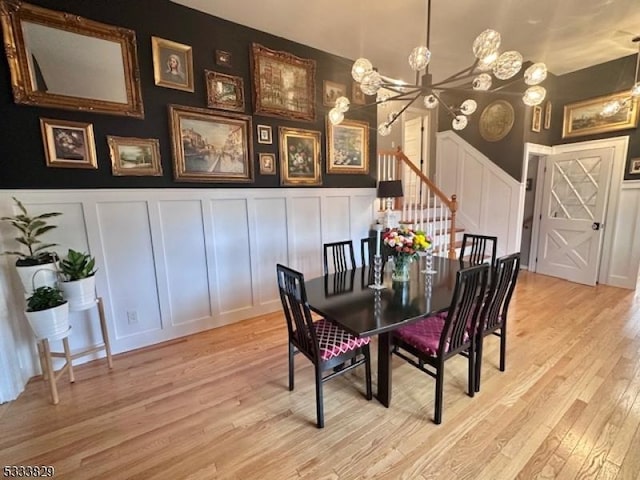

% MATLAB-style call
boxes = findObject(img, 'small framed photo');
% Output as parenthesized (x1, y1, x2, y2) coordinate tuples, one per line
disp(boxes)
(39, 118, 97, 169)
(326, 118, 369, 174)
(152, 36, 194, 92)
(215, 49, 232, 67)
(107, 136, 163, 176)
(323, 80, 346, 107)
(278, 126, 322, 186)
(630, 158, 640, 175)
(259, 153, 276, 175)
(205, 70, 244, 112)
(352, 83, 366, 105)
(257, 124, 273, 144)
(544, 101, 552, 130)
(531, 105, 542, 133)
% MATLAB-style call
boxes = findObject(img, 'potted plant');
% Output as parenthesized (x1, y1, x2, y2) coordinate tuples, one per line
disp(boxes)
(58, 249, 97, 310)
(25, 286, 69, 340)
(1, 197, 62, 294)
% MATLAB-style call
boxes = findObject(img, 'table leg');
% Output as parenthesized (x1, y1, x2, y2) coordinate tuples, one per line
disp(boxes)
(376, 331, 392, 407)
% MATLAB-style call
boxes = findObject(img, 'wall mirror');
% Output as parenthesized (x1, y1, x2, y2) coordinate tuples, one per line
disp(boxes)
(0, 0, 144, 117)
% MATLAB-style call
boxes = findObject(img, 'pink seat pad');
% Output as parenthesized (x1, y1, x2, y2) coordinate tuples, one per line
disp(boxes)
(312, 319, 370, 361)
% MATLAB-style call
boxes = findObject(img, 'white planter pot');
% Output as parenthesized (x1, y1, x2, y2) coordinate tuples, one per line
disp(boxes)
(60, 276, 96, 311)
(16, 261, 59, 295)
(25, 302, 69, 340)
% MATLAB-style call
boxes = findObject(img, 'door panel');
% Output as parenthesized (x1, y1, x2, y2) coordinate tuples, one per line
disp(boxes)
(536, 147, 613, 285)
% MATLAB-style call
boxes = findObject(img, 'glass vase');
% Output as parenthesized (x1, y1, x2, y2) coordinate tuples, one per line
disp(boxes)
(392, 254, 412, 282)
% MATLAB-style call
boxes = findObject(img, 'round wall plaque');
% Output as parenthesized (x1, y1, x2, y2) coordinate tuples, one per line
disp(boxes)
(479, 100, 515, 142)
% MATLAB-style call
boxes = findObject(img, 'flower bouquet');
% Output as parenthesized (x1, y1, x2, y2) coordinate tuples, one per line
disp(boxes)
(383, 227, 431, 282)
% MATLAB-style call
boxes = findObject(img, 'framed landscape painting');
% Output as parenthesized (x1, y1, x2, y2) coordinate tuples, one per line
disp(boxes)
(40, 118, 97, 169)
(205, 70, 244, 112)
(168, 104, 253, 183)
(562, 91, 638, 139)
(107, 136, 162, 176)
(278, 127, 321, 186)
(326, 118, 369, 174)
(251, 43, 316, 121)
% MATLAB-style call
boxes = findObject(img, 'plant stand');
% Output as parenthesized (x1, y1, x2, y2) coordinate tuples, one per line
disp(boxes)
(63, 296, 113, 368)
(36, 327, 74, 405)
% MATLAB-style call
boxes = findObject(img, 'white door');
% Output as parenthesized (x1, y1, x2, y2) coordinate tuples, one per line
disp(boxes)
(402, 115, 428, 207)
(536, 147, 613, 285)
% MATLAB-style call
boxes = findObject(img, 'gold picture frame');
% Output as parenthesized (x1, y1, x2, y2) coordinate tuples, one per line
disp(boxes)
(531, 105, 542, 133)
(257, 124, 272, 144)
(326, 118, 369, 174)
(251, 43, 316, 121)
(205, 70, 244, 112)
(152, 36, 194, 92)
(107, 136, 162, 176)
(544, 100, 552, 129)
(40, 118, 97, 169)
(278, 127, 322, 186)
(629, 157, 640, 175)
(168, 104, 253, 183)
(352, 83, 366, 105)
(323, 80, 346, 107)
(562, 91, 638, 139)
(259, 153, 276, 175)
(479, 100, 514, 142)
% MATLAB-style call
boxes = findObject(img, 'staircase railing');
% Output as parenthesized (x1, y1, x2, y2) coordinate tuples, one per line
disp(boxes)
(378, 148, 458, 259)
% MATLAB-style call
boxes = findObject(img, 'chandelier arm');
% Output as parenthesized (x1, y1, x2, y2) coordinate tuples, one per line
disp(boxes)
(430, 62, 479, 87)
(435, 86, 524, 98)
(634, 36, 640, 84)
(386, 93, 422, 128)
(431, 91, 458, 119)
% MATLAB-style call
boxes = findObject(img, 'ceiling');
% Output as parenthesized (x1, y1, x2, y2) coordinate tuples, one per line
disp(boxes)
(172, 0, 640, 84)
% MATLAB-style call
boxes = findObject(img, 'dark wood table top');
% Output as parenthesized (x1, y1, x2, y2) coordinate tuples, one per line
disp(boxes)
(305, 256, 460, 337)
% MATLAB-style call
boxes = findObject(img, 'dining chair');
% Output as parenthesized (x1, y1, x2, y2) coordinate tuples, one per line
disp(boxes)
(391, 263, 489, 424)
(323, 240, 356, 274)
(459, 233, 498, 268)
(474, 252, 520, 392)
(276, 264, 372, 428)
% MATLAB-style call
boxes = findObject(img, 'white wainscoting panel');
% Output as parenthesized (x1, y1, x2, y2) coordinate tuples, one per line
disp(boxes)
(459, 150, 484, 231)
(0, 187, 376, 401)
(607, 182, 640, 288)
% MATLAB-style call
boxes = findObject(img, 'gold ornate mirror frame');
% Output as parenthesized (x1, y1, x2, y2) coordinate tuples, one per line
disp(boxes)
(0, 0, 144, 117)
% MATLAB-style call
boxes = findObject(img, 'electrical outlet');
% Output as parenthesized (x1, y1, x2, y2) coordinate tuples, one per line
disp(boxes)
(126, 310, 138, 325)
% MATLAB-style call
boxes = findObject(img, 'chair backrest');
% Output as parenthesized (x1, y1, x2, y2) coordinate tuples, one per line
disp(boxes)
(360, 236, 377, 267)
(440, 263, 489, 357)
(276, 264, 318, 358)
(460, 234, 498, 268)
(323, 240, 356, 274)
(482, 252, 520, 333)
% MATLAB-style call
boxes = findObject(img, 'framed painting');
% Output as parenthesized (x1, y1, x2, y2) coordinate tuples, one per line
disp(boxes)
(630, 158, 640, 175)
(259, 153, 276, 175)
(562, 91, 638, 139)
(107, 136, 162, 176)
(251, 43, 316, 121)
(531, 105, 542, 133)
(215, 49, 232, 67)
(323, 80, 346, 107)
(257, 124, 272, 144)
(205, 70, 244, 112)
(352, 83, 366, 105)
(152, 36, 194, 92)
(544, 100, 552, 129)
(326, 118, 369, 174)
(39, 118, 97, 169)
(278, 127, 321, 186)
(168, 104, 253, 183)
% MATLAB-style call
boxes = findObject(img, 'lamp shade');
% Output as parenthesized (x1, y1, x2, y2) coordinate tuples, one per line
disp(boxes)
(377, 180, 403, 198)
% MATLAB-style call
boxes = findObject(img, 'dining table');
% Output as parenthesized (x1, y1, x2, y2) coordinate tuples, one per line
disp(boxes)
(305, 255, 461, 407)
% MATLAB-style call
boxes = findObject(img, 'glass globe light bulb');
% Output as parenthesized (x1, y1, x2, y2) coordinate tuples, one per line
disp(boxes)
(423, 94, 439, 109)
(360, 70, 382, 96)
(493, 51, 523, 80)
(477, 52, 499, 72)
(601, 100, 621, 117)
(460, 99, 477, 115)
(472, 73, 492, 91)
(631, 82, 640, 98)
(524, 63, 548, 86)
(452, 115, 468, 131)
(408, 46, 431, 71)
(352, 58, 373, 82)
(378, 122, 392, 136)
(473, 29, 501, 61)
(328, 108, 344, 125)
(522, 86, 546, 106)
(334, 96, 350, 113)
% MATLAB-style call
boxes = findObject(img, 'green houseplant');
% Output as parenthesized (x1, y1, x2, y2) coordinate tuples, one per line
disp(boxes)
(58, 249, 98, 310)
(1, 197, 62, 293)
(24, 286, 69, 340)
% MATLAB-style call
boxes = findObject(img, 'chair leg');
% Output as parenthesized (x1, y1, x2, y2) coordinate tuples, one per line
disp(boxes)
(434, 366, 444, 425)
(475, 336, 484, 393)
(315, 365, 324, 428)
(499, 326, 507, 372)
(288, 343, 294, 391)
(364, 346, 372, 400)
(468, 344, 475, 397)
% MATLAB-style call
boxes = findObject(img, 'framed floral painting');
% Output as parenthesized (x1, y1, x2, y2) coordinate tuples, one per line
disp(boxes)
(251, 43, 316, 121)
(40, 118, 97, 169)
(278, 127, 321, 186)
(326, 118, 369, 174)
(107, 136, 162, 176)
(168, 104, 253, 183)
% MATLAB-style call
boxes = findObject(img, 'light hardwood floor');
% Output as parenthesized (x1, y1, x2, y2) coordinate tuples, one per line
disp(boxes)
(1, 271, 640, 479)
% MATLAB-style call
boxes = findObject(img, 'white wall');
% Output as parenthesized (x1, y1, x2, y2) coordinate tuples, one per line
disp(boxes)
(0, 188, 376, 402)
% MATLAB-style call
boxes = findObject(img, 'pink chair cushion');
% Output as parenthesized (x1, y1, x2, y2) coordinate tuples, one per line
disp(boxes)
(394, 315, 446, 357)
(313, 319, 370, 361)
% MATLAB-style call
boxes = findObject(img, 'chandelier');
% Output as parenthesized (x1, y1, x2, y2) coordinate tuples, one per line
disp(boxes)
(328, 0, 548, 135)
(601, 36, 640, 117)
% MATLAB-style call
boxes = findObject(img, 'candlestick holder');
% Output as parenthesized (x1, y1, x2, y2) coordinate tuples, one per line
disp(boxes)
(368, 254, 386, 290)
(422, 247, 437, 274)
